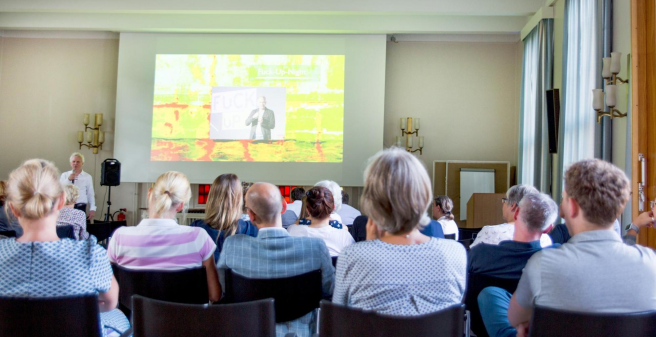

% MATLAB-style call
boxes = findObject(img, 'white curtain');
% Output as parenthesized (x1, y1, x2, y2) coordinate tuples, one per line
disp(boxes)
(555, 0, 602, 202)
(518, 20, 553, 192)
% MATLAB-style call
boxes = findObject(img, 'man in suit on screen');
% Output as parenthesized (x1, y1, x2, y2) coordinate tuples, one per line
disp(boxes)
(245, 96, 275, 140)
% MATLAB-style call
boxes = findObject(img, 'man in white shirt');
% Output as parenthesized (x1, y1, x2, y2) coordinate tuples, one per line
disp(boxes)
(59, 152, 96, 220)
(286, 187, 305, 217)
(470, 185, 552, 248)
(336, 191, 361, 226)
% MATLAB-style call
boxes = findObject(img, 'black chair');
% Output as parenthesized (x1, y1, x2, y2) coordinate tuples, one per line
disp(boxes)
(347, 225, 355, 240)
(56, 224, 76, 239)
(458, 238, 473, 250)
(319, 300, 465, 337)
(331, 256, 338, 268)
(124, 295, 275, 337)
(88, 220, 126, 242)
(224, 269, 322, 323)
(0, 230, 16, 238)
(459, 228, 483, 241)
(529, 305, 656, 337)
(464, 273, 520, 337)
(444, 234, 456, 240)
(112, 264, 208, 317)
(352, 215, 368, 242)
(0, 294, 101, 337)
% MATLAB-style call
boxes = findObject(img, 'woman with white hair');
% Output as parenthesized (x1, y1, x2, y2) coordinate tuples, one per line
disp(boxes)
(57, 184, 89, 239)
(333, 148, 467, 315)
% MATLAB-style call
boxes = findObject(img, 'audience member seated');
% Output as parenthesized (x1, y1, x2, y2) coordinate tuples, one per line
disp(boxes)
(287, 187, 305, 217)
(190, 174, 258, 263)
(433, 195, 459, 240)
(0, 180, 22, 237)
(333, 148, 466, 315)
(57, 184, 89, 240)
(108, 171, 221, 302)
(240, 181, 254, 221)
(550, 219, 623, 245)
(336, 190, 361, 226)
(497, 159, 656, 337)
(418, 216, 445, 239)
(469, 193, 558, 280)
(288, 186, 354, 257)
(217, 182, 334, 337)
(315, 180, 347, 230)
(471, 185, 552, 248)
(281, 208, 299, 228)
(0, 159, 129, 336)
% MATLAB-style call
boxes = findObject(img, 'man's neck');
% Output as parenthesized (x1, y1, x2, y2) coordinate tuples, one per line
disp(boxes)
(513, 223, 541, 243)
(257, 224, 282, 230)
(568, 219, 612, 236)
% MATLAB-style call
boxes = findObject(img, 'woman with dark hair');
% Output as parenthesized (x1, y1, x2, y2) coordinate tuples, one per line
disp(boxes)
(433, 195, 459, 240)
(287, 186, 354, 257)
(191, 174, 258, 262)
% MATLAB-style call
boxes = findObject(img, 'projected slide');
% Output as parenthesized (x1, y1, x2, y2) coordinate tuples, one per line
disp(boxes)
(151, 54, 345, 162)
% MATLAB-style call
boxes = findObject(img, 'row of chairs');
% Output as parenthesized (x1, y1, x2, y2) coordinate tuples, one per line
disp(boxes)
(3, 292, 655, 337)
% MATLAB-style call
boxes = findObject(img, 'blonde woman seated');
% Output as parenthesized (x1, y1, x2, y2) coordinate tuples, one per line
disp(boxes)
(333, 148, 467, 315)
(107, 171, 221, 302)
(288, 186, 355, 257)
(57, 184, 89, 240)
(0, 159, 129, 336)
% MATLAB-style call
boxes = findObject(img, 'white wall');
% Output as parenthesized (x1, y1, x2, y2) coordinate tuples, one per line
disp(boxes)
(384, 41, 521, 171)
(0, 34, 139, 225)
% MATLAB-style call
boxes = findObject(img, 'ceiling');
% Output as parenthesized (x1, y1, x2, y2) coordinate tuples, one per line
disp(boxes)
(0, 0, 546, 37)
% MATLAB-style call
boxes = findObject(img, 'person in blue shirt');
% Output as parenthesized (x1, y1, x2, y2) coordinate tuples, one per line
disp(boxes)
(191, 174, 257, 263)
(472, 192, 559, 337)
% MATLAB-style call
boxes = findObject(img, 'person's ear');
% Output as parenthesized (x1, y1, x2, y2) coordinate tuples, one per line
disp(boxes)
(281, 199, 287, 214)
(175, 202, 185, 212)
(8, 203, 20, 218)
(247, 208, 257, 223)
(55, 192, 66, 211)
(542, 224, 554, 234)
(514, 207, 520, 222)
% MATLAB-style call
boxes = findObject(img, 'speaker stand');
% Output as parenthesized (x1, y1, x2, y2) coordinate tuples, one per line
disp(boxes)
(103, 186, 113, 222)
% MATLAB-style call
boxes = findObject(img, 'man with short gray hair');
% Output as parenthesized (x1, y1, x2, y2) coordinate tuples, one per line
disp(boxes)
(471, 193, 559, 337)
(471, 185, 553, 248)
(58, 152, 96, 220)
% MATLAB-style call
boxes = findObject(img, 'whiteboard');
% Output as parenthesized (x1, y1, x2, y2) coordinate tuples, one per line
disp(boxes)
(460, 169, 496, 220)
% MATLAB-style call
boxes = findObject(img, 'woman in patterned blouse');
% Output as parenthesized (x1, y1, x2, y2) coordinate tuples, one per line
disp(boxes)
(57, 184, 89, 239)
(333, 148, 467, 316)
(0, 159, 129, 336)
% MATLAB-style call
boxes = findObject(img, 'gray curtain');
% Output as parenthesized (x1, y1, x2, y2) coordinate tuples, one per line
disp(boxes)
(518, 19, 554, 193)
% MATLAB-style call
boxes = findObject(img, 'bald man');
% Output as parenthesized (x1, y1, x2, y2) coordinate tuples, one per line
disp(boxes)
(217, 183, 334, 337)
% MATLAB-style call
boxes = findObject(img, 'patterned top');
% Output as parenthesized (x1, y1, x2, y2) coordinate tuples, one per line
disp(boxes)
(108, 218, 216, 270)
(333, 238, 467, 316)
(470, 223, 552, 248)
(0, 236, 129, 335)
(298, 218, 343, 229)
(57, 207, 89, 240)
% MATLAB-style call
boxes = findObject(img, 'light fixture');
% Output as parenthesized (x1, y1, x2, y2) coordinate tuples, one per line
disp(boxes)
(78, 113, 104, 154)
(397, 117, 424, 155)
(593, 52, 628, 123)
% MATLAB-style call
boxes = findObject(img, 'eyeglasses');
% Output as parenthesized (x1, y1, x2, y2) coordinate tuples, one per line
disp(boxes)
(501, 198, 509, 204)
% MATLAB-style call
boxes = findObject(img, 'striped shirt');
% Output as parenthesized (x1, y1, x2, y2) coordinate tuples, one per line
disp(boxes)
(107, 218, 216, 270)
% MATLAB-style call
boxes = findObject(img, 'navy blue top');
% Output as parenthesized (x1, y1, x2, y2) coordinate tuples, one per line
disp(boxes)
(549, 224, 571, 244)
(419, 220, 445, 239)
(190, 219, 258, 263)
(0, 205, 22, 237)
(468, 240, 559, 279)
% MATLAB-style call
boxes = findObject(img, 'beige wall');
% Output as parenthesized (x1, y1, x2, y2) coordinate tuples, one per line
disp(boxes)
(0, 35, 139, 225)
(384, 41, 521, 172)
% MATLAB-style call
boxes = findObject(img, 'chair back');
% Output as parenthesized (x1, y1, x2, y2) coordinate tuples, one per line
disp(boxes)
(56, 225, 76, 239)
(444, 234, 456, 240)
(224, 269, 322, 323)
(464, 273, 520, 337)
(0, 294, 101, 337)
(457, 238, 473, 250)
(0, 230, 16, 238)
(331, 256, 338, 268)
(529, 306, 656, 337)
(130, 295, 275, 337)
(319, 300, 464, 337)
(112, 264, 208, 316)
(352, 215, 368, 242)
(89, 220, 126, 242)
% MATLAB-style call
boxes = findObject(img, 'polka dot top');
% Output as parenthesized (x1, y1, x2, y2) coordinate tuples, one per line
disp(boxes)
(333, 238, 467, 316)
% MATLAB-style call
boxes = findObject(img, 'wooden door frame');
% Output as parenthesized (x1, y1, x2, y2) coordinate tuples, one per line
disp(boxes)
(631, 0, 656, 247)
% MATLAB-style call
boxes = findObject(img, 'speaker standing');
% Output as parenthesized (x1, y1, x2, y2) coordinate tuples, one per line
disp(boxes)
(58, 152, 96, 220)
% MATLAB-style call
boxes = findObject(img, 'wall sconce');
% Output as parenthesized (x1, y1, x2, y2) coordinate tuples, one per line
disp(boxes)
(397, 117, 424, 155)
(593, 52, 628, 123)
(78, 113, 104, 154)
